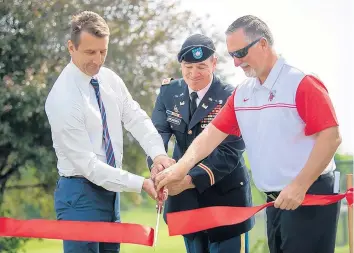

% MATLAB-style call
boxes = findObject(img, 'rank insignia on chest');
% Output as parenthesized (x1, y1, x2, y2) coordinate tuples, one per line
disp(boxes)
(201, 103, 208, 109)
(166, 110, 182, 118)
(200, 117, 212, 127)
(166, 110, 182, 125)
(174, 105, 179, 113)
(211, 104, 222, 113)
(201, 104, 223, 126)
(167, 116, 181, 125)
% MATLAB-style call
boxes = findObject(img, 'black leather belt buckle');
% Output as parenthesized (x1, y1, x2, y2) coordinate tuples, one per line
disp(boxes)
(265, 191, 280, 201)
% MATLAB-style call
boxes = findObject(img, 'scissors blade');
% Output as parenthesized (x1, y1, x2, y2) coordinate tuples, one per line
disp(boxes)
(154, 186, 166, 249)
(153, 204, 162, 248)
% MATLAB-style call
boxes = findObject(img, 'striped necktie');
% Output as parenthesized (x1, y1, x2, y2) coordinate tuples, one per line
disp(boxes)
(90, 78, 116, 168)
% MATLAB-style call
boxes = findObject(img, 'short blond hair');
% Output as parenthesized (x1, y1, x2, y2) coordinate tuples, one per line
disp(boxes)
(70, 11, 110, 48)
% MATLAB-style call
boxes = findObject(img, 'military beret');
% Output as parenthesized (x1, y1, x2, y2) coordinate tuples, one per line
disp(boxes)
(177, 34, 216, 63)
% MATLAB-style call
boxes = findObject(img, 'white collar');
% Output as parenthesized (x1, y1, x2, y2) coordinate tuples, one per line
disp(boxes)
(68, 59, 96, 84)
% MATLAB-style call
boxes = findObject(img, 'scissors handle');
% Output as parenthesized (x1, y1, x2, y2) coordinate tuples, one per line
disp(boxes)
(156, 187, 165, 213)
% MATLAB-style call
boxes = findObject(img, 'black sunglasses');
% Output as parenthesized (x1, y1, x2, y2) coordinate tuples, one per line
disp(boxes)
(229, 38, 262, 58)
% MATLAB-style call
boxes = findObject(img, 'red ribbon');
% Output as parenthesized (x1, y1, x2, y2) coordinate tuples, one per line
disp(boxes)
(0, 188, 352, 246)
(0, 218, 154, 246)
(166, 188, 353, 236)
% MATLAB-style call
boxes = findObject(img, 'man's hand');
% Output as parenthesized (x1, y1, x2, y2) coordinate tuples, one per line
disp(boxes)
(156, 187, 168, 210)
(150, 163, 165, 182)
(166, 175, 195, 196)
(153, 155, 175, 170)
(142, 178, 158, 200)
(155, 163, 189, 191)
(274, 181, 308, 210)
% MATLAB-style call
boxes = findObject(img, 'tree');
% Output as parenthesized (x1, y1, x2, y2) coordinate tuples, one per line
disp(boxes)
(0, 0, 225, 251)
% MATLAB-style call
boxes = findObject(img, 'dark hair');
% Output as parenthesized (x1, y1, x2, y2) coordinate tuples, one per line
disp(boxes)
(70, 11, 110, 48)
(226, 15, 274, 46)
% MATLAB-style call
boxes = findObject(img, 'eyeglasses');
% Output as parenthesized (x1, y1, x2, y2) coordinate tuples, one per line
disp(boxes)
(228, 38, 262, 58)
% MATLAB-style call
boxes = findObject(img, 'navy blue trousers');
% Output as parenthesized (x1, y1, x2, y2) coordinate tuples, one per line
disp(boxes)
(266, 173, 340, 253)
(183, 231, 249, 253)
(54, 177, 120, 253)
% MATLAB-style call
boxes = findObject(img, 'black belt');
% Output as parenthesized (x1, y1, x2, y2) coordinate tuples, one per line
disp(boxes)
(61, 175, 85, 179)
(264, 191, 280, 201)
(264, 172, 334, 200)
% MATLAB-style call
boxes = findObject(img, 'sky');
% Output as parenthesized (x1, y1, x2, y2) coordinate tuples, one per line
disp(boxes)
(179, 0, 354, 155)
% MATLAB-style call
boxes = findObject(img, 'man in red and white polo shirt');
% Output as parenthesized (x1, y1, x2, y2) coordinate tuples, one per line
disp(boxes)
(155, 15, 342, 253)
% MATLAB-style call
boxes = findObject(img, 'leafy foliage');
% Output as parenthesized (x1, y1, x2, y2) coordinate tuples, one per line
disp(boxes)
(0, 0, 225, 251)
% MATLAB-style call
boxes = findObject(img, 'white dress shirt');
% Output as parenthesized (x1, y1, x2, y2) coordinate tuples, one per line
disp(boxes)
(45, 61, 167, 193)
(188, 76, 213, 106)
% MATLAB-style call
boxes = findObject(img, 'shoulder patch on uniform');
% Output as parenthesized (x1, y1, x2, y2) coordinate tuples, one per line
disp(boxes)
(161, 77, 174, 85)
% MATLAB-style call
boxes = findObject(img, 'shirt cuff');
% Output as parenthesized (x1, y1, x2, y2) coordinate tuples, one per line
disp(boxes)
(188, 163, 215, 193)
(125, 174, 145, 193)
(148, 146, 168, 161)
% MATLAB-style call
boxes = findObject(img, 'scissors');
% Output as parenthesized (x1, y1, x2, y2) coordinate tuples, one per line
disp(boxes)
(153, 188, 165, 249)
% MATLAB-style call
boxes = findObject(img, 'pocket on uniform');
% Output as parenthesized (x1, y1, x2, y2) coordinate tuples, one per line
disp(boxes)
(55, 178, 85, 209)
(217, 179, 249, 196)
(215, 166, 250, 194)
(167, 118, 186, 133)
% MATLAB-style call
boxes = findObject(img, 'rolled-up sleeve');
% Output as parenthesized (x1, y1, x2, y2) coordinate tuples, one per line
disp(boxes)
(118, 78, 167, 160)
(45, 98, 145, 193)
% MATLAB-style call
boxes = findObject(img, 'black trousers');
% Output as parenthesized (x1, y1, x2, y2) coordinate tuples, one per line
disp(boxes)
(265, 173, 341, 253)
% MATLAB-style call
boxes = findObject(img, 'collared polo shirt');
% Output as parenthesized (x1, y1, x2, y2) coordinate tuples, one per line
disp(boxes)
(211, 57, 339, 192)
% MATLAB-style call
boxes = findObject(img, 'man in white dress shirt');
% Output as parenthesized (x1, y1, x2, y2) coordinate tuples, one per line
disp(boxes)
(45, 11, 174, 253)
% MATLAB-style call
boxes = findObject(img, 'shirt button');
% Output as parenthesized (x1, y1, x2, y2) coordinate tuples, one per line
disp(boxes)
(240, 182, 244, 186)
(188, 130, 192, 135)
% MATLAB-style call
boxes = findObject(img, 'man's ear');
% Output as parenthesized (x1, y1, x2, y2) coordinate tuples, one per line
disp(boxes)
(67, 40, 75, 56)
(212, 56, 218, 70)
(260, 37, 269, 50)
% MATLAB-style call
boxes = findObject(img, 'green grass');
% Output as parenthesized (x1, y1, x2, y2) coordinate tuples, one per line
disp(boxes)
(23, 240, 350, 253)
(23, 207, 350, 253)
(24, 208, 184, 253)
(23, 239, 62, 253)
(336, 246, 350, 253)
(119, 208, 185, 253)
